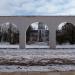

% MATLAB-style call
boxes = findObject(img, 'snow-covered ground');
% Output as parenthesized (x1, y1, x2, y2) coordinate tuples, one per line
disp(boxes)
(0, 43, 75, 72)
(0, 45, 19, 49)
(0, 49, 75, 71)
(56, 45, 75, 48)
(0, 48, 75, 61)
(0, 44, 75, 48)
(0, 65, 75, 72)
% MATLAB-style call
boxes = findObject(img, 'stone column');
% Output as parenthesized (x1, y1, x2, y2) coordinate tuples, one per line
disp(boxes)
(49, 30, 56, 49)
(19, 29, 26, 49)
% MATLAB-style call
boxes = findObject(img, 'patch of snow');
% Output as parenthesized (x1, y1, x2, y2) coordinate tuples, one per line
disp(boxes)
(56, 45, 75, 48)
(0, 42, 75, 49)
(26, 45, 50, 48)
(0, 49, 75, 71)
(0, 65, 75, 72)
(31, 22, 48, 30)
(0, 44, 19, 49)
(58, 22, 67, 30)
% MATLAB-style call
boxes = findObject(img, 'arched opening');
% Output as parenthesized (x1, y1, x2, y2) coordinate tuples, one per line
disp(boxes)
(26, 22, 49, 48)
(0, 22, 19, 48)
(56, 22, 75, 48)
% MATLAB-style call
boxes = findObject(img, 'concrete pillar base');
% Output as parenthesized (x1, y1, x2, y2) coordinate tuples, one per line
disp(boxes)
(19, 44, 25, 49)
(19, 30, 26, 49)
(49, 30, 56, 49)
(50, 43, 56, 49)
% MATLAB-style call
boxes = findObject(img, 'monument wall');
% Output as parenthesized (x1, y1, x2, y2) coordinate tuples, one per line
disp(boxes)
(0, 16, 75, 48)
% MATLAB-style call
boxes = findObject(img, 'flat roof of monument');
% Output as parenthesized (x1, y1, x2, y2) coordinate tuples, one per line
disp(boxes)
(0, 16, 75, 17)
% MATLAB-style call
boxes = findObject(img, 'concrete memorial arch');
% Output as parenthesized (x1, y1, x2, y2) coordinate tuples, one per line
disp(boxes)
(0, 16, 75, 49)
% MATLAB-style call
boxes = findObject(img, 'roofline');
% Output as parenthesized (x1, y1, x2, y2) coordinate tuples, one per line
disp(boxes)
(0, 16, 75, 17)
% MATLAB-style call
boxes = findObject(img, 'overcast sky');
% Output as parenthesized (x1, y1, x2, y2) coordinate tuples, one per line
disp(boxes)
(0, 0, 75, 16)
